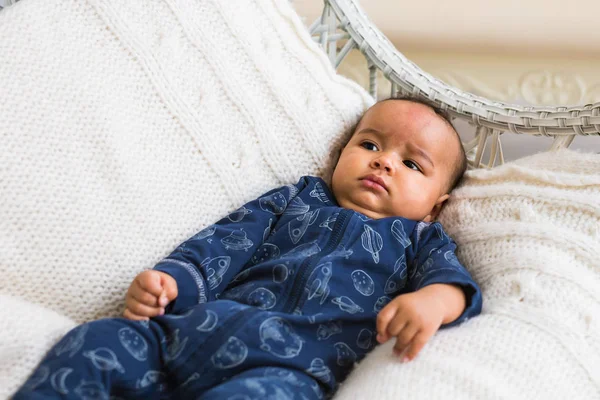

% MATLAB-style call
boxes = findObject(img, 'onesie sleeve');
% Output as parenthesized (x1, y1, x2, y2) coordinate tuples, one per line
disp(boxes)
(407, 221, 482, 328)
(154, 177, 310, 314)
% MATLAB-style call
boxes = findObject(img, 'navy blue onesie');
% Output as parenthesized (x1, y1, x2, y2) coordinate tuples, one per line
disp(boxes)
(15, 176, 482, 400)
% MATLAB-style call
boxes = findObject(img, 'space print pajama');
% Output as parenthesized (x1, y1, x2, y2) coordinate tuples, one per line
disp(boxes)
(15, 176, 482, 400)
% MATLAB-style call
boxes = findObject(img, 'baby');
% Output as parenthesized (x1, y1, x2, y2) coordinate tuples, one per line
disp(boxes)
(15, 97, 482, 400)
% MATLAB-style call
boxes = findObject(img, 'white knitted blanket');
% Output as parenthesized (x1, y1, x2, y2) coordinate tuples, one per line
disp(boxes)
(334, 149, 600, 400)
(0, 0, 371, 396)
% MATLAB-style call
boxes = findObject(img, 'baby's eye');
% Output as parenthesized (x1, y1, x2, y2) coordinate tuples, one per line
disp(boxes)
(403, 160, 422, 172)
(361, 141, 379, 151)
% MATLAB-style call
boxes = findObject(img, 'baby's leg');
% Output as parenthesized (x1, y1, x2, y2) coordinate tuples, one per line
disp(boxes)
(195, 367, 325, 400)
(13, 318, 170, 400)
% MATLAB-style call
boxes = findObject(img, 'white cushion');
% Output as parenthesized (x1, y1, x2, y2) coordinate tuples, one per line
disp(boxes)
(334, 149, 600, 400)
(0, 0, 371, 395)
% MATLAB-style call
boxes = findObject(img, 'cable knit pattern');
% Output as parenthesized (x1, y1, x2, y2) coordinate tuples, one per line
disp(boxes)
(0, 0, 371, 396)
(334, 149, 600, 400)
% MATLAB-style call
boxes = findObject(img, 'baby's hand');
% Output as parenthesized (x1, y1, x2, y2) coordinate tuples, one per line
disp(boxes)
(124, 270, 178, 321)
(375, 289, 445, 362)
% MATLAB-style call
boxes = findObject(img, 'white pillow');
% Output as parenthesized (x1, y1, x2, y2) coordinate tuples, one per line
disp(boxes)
(0, 0, 371, 395)
(334, 149, 600, 400)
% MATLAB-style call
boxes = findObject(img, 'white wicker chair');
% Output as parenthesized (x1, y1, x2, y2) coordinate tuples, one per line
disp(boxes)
(310, 0, 600, 168)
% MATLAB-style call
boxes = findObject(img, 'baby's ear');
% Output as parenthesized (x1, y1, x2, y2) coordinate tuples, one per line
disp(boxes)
(424, 193, 450, 222)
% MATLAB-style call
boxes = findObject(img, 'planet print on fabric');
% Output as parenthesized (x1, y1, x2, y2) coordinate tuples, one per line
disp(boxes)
(272, 264, 289, 283)
(50, 367, 73, 395)
(191, 225, 216, 241)
(83, 348, 125, 373)
(351, 269, 375, 296)
(204, 256, 232, 289)
(54, 324, 88, 358)
(306, 358, 332, 383)
(211, 336, 248, 369)
(444, 250, 462, 267)
(356, 329, 374, 350)
(74, 380, 108, 400)
(334, 342, 357, 367)
(228, 206, 252, 222)
(306, 262, 332, 304)
(384, 255, 407, 295)
(196, 309, 219, 332)
(251, 243, 280, 265)
(259, 317, 304, 359)
(221, 230, 254, 251)
(162, 329, 188, 363)
(118, 327, 148, 361)
(247, 287, 277, 310)
(373, 296, 392, 313)
(361, 225, 383, 263)
(259, 192, 288, 215)
(391, 220, 411, 248)
(331, 296, 363, 314)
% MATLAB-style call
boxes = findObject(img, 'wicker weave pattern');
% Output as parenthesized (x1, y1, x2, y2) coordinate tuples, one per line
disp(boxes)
(312, 0, 600, 167)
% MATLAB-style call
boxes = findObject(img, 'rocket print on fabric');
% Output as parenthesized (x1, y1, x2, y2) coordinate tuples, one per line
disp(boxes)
(289, 209, 320, 244)
(282, 241, 321, 259)
(211, 336, 248, 369)
(259, 192, 288, 215)
(309, 182, 329, 203)
(361, 225, 383, 263)
(319, 212, 338, 231)
(391, 220, 411, 248)
(384, 255, 408, 294)
(306, 262, 332, 304)
(259, 317, 304, 359)
(203, 256, 232, 290)
(331, 296, 363, 314)
(287, 197, 311, 215)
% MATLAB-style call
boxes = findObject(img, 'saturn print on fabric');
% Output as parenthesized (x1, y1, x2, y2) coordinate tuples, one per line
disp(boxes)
(83, 348, 125, 373)
(54, 324, 88, 358)
(361, 225, 383, 263)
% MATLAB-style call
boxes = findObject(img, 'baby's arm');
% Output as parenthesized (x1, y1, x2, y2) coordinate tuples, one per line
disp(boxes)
(375, 283, 465, 362)
(376, 221, 482, 362)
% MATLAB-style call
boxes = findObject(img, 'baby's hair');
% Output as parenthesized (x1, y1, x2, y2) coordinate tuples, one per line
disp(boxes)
(330, 95, 467, 193)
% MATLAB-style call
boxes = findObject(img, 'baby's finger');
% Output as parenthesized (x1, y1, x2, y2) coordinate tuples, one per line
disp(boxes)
(136, 271, 163, 297)
(127, 301, 164, 318)
(123, 308, 149, 321)
(130, 287, 160, 307)
(404, 331, 433, 362)
(393, 323, 419, 356)
(376, 305, 398, 343)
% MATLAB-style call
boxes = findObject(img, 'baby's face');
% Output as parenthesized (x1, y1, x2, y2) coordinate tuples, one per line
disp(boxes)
(331, 100, 460, 221)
